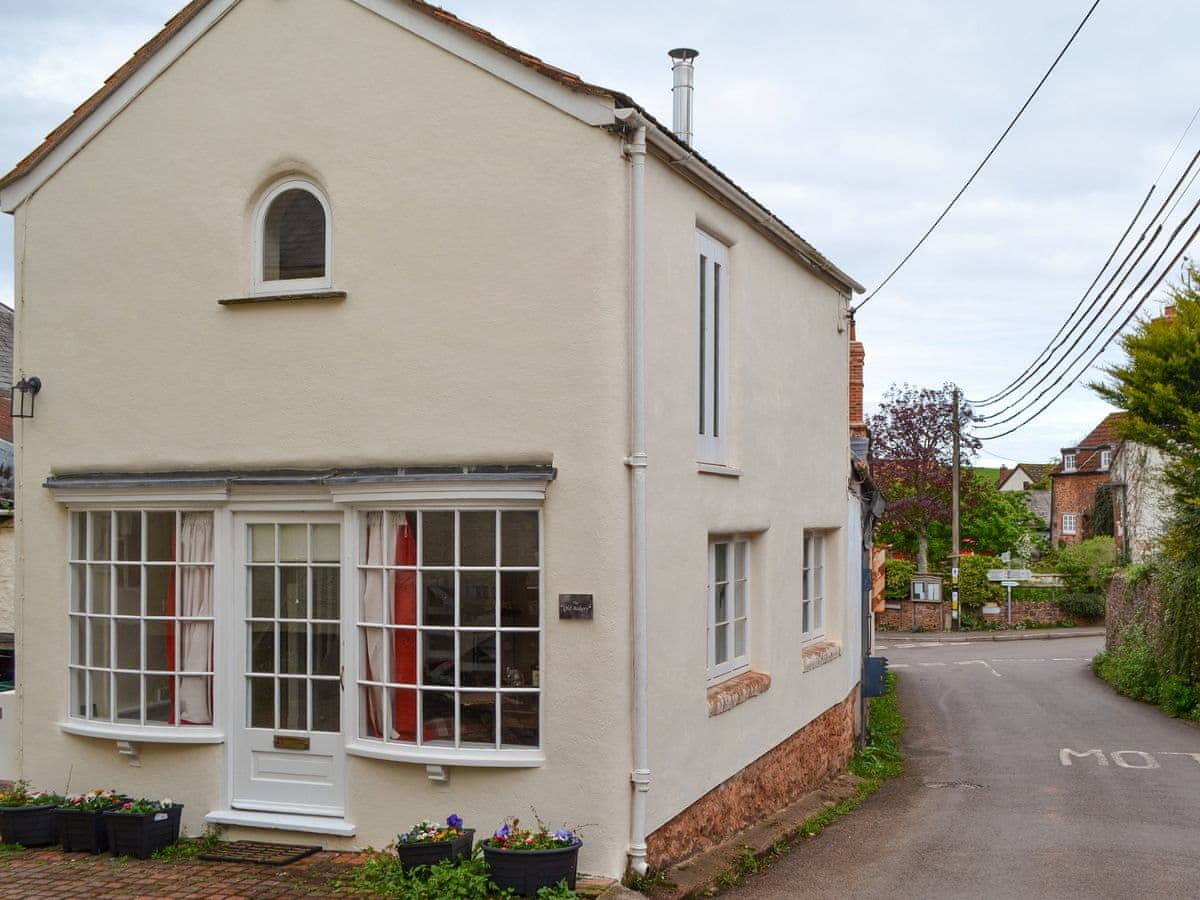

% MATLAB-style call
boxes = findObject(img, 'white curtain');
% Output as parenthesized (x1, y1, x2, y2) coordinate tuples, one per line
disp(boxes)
(177, 512, 213, 725)
(361, 512, 388, 738)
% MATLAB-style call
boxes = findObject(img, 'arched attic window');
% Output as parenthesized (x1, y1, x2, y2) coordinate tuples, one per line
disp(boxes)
(254, 178, 332, 293)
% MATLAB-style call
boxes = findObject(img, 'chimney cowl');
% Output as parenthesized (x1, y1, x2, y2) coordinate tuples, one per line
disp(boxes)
(669, 48, 699, 147)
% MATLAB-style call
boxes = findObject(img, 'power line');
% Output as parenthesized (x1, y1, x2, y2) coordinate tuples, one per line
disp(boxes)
(852, 0, 1101, 314)
(971, 104, 1200, 407)
(976, 185, 1200, 428)
(977, 218, 1200, 440)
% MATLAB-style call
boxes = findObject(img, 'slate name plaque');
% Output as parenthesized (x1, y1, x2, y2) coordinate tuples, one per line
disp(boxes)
(558, 593, 594, 620)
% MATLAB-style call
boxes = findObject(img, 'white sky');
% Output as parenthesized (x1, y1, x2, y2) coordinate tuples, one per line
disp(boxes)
(2, 0, 1197, 466)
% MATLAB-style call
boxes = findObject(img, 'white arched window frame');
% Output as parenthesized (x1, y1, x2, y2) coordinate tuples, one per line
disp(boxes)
(252, 178, 333, 295)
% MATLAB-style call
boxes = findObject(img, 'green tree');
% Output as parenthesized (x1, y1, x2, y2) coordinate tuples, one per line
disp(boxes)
(1092, 269, 1200, 683)
(1093, 271, 1200, 559)
(960, 475, 1046, 558)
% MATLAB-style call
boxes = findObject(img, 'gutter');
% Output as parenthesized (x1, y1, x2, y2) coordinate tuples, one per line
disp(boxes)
(616, 109, 651, 876)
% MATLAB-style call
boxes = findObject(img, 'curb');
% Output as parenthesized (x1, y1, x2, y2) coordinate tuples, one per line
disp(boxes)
(876, 627, 1104, 644)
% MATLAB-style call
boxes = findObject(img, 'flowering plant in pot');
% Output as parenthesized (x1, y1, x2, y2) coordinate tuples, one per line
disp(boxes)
(57, 789, 127, 853)
(481, 817, 582, 896)
(0, 780, 65, 847)
(102, 797, 183, 859)
(393, 813, 474, 870)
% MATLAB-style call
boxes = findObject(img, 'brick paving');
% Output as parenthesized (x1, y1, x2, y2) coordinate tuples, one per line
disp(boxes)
(0, 846, 619, 898)
(0, 847, 369, 899)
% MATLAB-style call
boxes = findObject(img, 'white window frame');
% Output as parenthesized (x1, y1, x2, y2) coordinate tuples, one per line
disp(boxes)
(706, 538, 750, 683)
(349, 506, 544, 765)
(1100, 450, 1111, 470)
(252, 177, 333, 295)
(1063, 453, 1077, 473)
(1062, 513, 1078, 535)
(64, 508, 222, 742)
(697, 231, 730, 465)
(803, 532, 826, 639)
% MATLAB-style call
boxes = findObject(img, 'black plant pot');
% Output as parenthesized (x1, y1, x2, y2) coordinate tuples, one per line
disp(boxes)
(482, 840, 581, 897)
(396, 828, 475, 871)
(57, 808, 109, 853)
(0, 804, 60, 847)
(102, 805, 183, 859)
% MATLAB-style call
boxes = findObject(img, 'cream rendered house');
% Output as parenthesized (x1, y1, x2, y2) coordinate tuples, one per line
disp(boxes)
(0, 0, 865, 878)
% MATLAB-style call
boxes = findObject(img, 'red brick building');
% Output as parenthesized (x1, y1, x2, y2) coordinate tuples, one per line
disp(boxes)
(1050, 412, 1123, 545)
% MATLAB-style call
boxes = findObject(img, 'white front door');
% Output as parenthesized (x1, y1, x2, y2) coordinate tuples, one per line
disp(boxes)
(231, 515, 345, 817)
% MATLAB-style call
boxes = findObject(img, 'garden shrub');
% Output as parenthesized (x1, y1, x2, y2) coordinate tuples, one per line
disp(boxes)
(1054, 537, 1117, 593)
(1157, 676, 1199, 718)
(1094, 624, 1161, 703)
(957, 555, 1002, 608)
(1056, 593, 1105, 620)
(885, 559, 916, 601)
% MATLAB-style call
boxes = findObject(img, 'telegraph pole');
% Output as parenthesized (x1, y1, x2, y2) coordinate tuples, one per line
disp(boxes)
(951, 387, 961, 631)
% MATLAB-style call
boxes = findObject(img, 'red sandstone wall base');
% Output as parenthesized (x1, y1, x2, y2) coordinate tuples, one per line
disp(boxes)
(644, 688, 858, 870)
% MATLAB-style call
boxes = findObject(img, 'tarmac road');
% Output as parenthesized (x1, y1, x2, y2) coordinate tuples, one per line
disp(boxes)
(730, 635, 1200, 900)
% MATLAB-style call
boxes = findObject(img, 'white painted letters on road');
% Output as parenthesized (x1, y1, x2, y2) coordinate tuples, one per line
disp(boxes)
(1111, 750, 1160, 769)
(1060, 748, 1108, 766)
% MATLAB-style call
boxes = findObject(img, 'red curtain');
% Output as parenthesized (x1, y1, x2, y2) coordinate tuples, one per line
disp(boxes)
(392, 514, 418, 740)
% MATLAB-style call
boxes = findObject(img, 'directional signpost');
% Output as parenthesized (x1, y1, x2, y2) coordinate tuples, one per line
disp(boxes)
(987, 567, 1033, 625)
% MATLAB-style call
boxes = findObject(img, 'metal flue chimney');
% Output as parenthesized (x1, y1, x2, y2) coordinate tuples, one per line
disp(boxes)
(669, 48, 699, 146)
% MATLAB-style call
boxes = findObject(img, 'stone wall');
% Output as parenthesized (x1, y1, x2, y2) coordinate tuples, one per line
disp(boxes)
(644, 688, 857, 870)
(1105, 575, 1159, 649)
(879, 597, 1100, 631)
(876, 600, 943, 632)
(980, 600, 1092, 627)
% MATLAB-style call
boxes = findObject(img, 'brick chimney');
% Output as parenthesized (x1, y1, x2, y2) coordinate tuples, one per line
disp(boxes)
(850, 321, 867, 442)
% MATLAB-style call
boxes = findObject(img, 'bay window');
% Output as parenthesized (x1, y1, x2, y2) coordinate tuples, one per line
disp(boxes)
(356, 509, 541, 751)
(68, 510, 214, 727)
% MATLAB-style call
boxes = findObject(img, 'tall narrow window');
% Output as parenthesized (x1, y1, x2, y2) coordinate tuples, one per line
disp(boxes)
(254, 178, 332, 293)
(707, 538, 749, 682)
(697, 231, 730, 463)
(1063, 453, 1077, 473)
(802, 532, 825, 638)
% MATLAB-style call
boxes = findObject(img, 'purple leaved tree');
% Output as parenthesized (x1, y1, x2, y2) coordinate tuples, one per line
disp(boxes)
(868, 383, 980, 572)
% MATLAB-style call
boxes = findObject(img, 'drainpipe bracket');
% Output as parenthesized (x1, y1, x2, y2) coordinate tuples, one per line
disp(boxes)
(625, 453, 648, 468)
(631, 768, 651, 791)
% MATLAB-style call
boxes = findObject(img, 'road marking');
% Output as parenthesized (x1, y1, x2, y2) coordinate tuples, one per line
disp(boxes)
(919, 662, 946, 667)
(889, 663, 910, 668)
(1061, 749, 1200, 768)
(1061, 749, 1108, 766)
(1112, 750, 1160, 769)
(957, 659, 1003, 678)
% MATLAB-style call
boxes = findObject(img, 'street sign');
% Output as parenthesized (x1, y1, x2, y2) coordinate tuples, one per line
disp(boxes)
(1001, 580, 1019, 587)
(987, 568, 1033, 582)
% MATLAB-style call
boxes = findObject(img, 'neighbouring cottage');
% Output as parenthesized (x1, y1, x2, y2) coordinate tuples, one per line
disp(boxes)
(0, 0, 867, 878)
(1049, 413, 1123, 546)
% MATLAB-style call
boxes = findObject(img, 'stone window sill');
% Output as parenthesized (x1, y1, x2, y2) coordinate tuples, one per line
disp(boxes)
(707, 671, 771, 717)
(802, 640, 843, 673)
(218, 290, 347, 306)
(697, 463, 743, 478)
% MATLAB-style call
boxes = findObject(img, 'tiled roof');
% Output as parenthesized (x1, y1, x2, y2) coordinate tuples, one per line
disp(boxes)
(0, 0, 630, 193)
(1020, 463, 1052, 482)
(1052, 412, 1125, 476)
(0, 0, 862, 294)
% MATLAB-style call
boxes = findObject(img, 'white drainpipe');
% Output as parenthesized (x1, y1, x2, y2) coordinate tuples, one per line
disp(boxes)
(616, 108, 651, 876)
